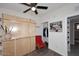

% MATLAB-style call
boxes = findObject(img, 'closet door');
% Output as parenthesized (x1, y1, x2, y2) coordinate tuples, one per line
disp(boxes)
(29, 23, 36, 52)
(21, 37, 30, 55)
(15, 22, 30, 56)
(32, 24, 36, 36)
(29, 23, 36, 36)
(22, 22, 31, 54)
(30, 37, 35, 52)
(26, 37, 31, 53)
(16, 38, 23, 56)
(3, 40, 15, 56)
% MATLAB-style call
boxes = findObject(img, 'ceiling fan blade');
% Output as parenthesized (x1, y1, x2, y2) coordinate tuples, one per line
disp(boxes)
(21, 3, 31, 7)
(31, 3, 37, 6)
(23, 8, 31, 13)
(37, 6, 48, 9)
(34, 10, 38, 14)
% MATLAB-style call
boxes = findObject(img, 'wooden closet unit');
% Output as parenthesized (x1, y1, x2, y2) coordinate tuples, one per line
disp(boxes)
(2, 14, 36, 56)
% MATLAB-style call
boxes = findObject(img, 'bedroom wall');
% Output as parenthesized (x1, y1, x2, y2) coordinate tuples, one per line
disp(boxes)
(41, 4, 79, 56)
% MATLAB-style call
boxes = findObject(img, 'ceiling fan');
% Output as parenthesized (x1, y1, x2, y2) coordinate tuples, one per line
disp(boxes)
(21, 3, 48, 15)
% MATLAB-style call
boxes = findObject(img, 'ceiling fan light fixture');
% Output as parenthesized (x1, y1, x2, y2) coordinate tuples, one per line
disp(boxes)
(31, 7, 36, 11)
(21, 3, 48, 14)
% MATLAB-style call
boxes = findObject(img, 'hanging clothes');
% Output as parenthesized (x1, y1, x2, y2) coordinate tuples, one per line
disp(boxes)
(43, 27, 48, 37)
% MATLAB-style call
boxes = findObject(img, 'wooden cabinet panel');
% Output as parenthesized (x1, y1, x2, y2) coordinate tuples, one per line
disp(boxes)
(31, 24, 36, 36)
(16, 37, 31, 56)
(29, 24, 36, 36)
(3, 40, 15, 56)
(30, 37, 36, 52)
(23, 23, 29, 37)
(16, 39, 23, 56)
(25, 37, 31, 54)
(21, 38, 30, 55)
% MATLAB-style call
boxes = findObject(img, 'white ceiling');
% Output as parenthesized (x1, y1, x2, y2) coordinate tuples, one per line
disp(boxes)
(0, 3, 68, 16)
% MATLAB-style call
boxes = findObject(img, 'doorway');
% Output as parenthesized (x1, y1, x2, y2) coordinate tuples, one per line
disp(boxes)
(43, 22, 48, 48)
(68, 15, 79, 56)
(74, 23, 79, 44)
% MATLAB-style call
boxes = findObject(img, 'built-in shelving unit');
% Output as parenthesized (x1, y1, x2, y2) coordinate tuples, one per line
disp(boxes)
(0, 18, 3, 56)
(1, 14, 36, 56)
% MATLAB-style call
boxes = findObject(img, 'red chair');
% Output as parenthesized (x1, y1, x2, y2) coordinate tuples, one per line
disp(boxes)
(35, 35, 45, 48)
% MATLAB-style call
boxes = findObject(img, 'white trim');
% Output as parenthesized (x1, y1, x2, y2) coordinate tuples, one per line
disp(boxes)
(67, 19, 70, 52)
(73, 22, 75, 45)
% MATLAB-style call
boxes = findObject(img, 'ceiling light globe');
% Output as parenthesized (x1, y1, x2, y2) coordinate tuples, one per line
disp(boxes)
(31, 7, 36, 11)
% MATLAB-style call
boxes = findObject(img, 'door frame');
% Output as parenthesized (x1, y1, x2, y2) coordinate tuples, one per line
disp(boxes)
(67, 15, 79, 54)
(67, 18, 71, 52)
(73, 22, 79, 44)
